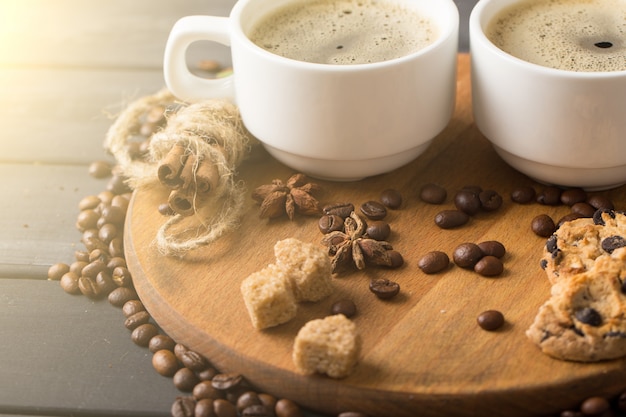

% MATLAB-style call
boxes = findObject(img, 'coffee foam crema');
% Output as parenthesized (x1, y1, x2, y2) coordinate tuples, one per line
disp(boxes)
(248, 0, 437, 65)
(487, 0, 626, 72)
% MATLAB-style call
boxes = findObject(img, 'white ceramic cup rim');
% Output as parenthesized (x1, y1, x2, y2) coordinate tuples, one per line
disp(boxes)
(470, 0, 626, 79)
(232, 0, 460, 72)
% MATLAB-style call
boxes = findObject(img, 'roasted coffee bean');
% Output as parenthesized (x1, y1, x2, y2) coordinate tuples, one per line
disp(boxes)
(74, 250, 90, 263)
(122, 299, 145, 317)
(152, 349, 180, 377)
(369, 278, 400, 299)
(78, 276, 101, 299)
(580, 396, 610, 416)
(257, 393, 277, 410)
(275, 398, 303, 417)
(556, 212, 584, 228)
(323, 202, 355, 219)
(109, 237, 124, 258)
(236, 391, 262, 413)
(79, 195, 101, 211)
(101, 205, 126, 225)
(81, 260, 107, 279)
(570, 202, 596, 218)
(149, 334, 176, 353)
(366, 221, 391, 241)
(82, 236, 109, 253)
(587, 195, 614, 211)
(181, 350, 210, 372)
(88, 160, 112, 179)
(95, 270, 116, 295)
(193, 380, 224, 401)
(124, 310, 151, 330)
(419, 183, 447, 204)
(48, 263, 70, 281)
(477, 241, 506, 259)
(602, 236, 626, 253)
(197, 367, 218, 381)
(107, 256, 126, 270)
(418, 251, 450, 274)
(108, 286, 138, 307)
(453, 243, 483, 269)
(318, 214, 344, 234)
(242, 404, 273, 417)
(107, 174, 131, 195)
(213, 399, 238, 417)
(474, 256, 504, 277)
(531, 214, 556, 237)
(434, 209, 469, 229)
(88, 248, 109, 264)
(98, 190, 115, 205)
(479, 190, 503, 211)
(111, 193, 130, 210)
(510, 186, 536, 204)
(454, 189, 481, 215)
(331, 299, 357, 318)
(174, 367, 200, 392)
(536, 186, 562, 205)
(575, 307, 603, 326)
(195, 398, 215, 417)
(560, 188, 587, 206)
(131, 323, 159, 347)
(212, 372, 243, 391)
(60, 272, 81, 295)
(360, 200, 387, 220)
(380, 189, 402, 209)
(387, 250, 404, 268)
(171, 396, 196, 417)
(112, 266, 132, 287)
(76, 209, 100, 232)
(477, 310, 505, 331)
(158, 202, 176, 216)
(70, 260, 88, 276)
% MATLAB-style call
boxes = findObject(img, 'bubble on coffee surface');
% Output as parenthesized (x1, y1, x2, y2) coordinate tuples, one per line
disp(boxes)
(249, 0, 437, 65)
(487, 0, 626, 72)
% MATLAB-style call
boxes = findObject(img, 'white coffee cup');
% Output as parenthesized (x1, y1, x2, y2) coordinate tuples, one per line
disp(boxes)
(163, 0, 459, 181)
(470, 0, 626, 190)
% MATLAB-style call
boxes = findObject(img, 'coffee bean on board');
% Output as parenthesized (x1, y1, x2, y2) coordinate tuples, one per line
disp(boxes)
(479, 190, 503, 211)
(477, 241, 506, 259)
(474, 256, 504, 277)
(435, 210, 469, 229)
(419, 183, 447, 204)
(454, 189, 482, 215)
(477, 310, 505, 331)
(366, 221, 391, 241)
(510, 186, 536, 204)
(536, 186, 562, 205)
(418, 251, 450, 274)
(360, 200, 387, 220)
(318, 214, 344, 234)
(369, 278, 400, 299)
(453, 243, 483, 269)
(531, 214, 556, 237)
(323, 202, 354, 219)
(560, 188, 587, 206)
(331, 299, 357, 318)
(380, 189, 402, 209)
(153, 349, 180, 377)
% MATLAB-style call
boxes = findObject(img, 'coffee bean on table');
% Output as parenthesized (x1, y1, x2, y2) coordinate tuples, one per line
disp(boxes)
(193, 380, 223, 401)
(360, 200, 387, 220)
(171, 396, 196, 417)
(510, 186, 536, 204)
(152, 349, 180, 377)
(369, 278, 400, 299)
(418, 251, 450, 274)
(454, 190, 482, 215)
(212, 372, 244, 391)
(380, 189, 402, 209)
(536, 186, 562, 205)
(478, 190, 503, 211)
(580, 396, 610, 416)
(213, 399, 238, 417)
(131, 323, 159, 347)
(78, 276, 101, 299)
(108, 286, 138, 307)
(174, 367, 200, 392)
(181, 349, 210, 372)
(570, 202, 596, 218)
(331, 299, 357, 318)
(587, 195, 614, 210)
(560, 188, 587, 206)
(323, 202, 355, 219)
(419, 183, 447, 204)
(453, 243, 483, 269)
(149, 334, 176, 353)
(194, 398, 215, 417)
(474, 256, 504, 277)
(477, 241, 506, 258)
(366, 221, 391, 241)
(88, 160, 112, 179)
(60, 272, 81, 295)
(435, 209, 470, 229)
(124, 310, 151, 330)
(387, 250, 404, 268)
(48, 263, 70, 281)
(318, 214, 344, 234)
(477, 310, 505, 331)
(122, 299, 145, 317)
(275, 398, 303, 417)
(531, 214, 556, 237)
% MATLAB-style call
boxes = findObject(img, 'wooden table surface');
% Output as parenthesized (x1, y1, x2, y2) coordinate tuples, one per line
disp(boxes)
(4, 1, 621, 417)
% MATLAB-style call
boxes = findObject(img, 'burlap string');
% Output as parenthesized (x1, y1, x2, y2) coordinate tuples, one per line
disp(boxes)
(104, 88, 255, 257)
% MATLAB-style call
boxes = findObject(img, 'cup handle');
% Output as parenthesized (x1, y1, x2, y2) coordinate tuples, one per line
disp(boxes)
(163, 16, 234, 102)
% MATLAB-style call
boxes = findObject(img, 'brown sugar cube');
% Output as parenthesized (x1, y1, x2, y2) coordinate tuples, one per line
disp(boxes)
(274, 238, 333, 302)
(241, 264, 297, 330)
(292, 314, 361, 379)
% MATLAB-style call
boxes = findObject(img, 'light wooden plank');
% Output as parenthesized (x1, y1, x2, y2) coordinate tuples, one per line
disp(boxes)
(0, 279, 178, 416)
(0, 0, 236, 68)
(0, 163, 109, 279)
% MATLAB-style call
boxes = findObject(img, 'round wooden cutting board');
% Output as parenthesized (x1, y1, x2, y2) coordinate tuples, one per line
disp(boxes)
(124, 55, 626, 417)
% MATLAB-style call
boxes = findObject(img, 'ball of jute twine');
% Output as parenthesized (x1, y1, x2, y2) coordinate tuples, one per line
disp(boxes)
(104, 87, 255, 257)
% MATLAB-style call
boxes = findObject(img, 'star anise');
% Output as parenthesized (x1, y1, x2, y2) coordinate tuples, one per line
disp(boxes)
(321, 211, 395, 273)
(252, 173, 321, 220)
